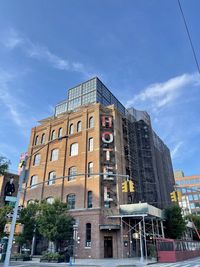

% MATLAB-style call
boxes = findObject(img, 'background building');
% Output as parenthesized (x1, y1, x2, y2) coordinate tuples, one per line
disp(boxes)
(174, 170, 200, 215)
(23, 77, 175, 258)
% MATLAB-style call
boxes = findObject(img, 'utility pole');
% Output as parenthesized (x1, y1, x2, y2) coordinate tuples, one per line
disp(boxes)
(3, 153, 27, 267)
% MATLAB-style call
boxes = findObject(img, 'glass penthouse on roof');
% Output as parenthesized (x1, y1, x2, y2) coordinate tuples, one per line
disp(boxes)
(55, 77, 126, 116)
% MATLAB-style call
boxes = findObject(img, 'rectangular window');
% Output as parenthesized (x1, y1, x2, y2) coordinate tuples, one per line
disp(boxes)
(87, 191, 93, 208)
(51, 149, 59, 161)
(33, 154, 41, 166)
(70, 143, 78, 156)
(88, 138, 93, 152)
(85, 223, 91, 247)
(48, 172, 56, 185)
(68, 166, 77, 181)
(88, 162, 93, 177)
(30, 175, 38, 188)
(67, 194, 76, 209)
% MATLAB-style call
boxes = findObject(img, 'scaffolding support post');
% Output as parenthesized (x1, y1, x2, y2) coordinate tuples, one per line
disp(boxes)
(139, 221, 144, 263)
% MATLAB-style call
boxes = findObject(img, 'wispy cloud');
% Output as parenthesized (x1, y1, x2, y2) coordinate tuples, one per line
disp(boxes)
(126, 72, 200, 110)
(0, 69, 34, 134)
(170, 141, 183, 159)
(1, 28, 93, 78)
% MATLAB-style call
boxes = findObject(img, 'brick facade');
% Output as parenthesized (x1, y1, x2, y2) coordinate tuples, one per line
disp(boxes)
(23, 103, 125, 258)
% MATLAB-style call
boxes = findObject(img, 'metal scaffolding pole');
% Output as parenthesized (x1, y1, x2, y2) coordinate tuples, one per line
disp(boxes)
(139, 221, 144, 263)
(143, 216, 148, 261)
(160, 220, 165, 238)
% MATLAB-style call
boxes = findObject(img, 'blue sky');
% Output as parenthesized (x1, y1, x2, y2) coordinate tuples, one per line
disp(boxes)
(0, 0, 200, 176)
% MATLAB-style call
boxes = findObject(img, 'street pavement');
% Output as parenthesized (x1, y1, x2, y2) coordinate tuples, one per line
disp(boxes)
(0, 257, 200, 267)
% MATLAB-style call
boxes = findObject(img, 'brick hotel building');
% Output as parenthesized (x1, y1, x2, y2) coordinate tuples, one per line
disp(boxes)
(23, 77, 175, 258)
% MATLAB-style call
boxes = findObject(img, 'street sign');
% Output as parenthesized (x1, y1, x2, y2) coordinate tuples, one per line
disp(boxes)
(5, 196, 17, 202)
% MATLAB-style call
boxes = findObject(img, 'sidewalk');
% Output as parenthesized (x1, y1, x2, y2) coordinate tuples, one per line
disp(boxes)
(32, 257, 157, 266)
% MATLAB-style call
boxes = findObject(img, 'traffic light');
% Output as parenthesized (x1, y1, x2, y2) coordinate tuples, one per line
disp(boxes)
(177, 191, 182, 201)
(129, 180, 135, 192)
(170, 191, 177, 202)
(122, 181, 128, 192)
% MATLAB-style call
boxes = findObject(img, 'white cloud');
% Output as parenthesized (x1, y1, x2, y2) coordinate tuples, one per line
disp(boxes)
(126, 72, 200, 110)
(170, 141, 183, 159)
(2, 28, 92, 78)
(0, 69, 32, 134)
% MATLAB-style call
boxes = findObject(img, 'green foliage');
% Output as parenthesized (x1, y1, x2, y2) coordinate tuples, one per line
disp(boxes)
(40, 251, 65, 262)
(36, 199, 74, 250)
(0, 205, 12, 238)
(164, 204, 187, 239)
(11, 253, 31, 261)
(16, 202, 39, 246)
(0, 156, 10, 175)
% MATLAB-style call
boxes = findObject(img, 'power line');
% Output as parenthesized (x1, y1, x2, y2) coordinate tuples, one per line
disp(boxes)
(177, 0, 200, 75)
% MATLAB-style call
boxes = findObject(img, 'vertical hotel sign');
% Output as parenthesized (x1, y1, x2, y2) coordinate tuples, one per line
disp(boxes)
(101, 116, 116, 202)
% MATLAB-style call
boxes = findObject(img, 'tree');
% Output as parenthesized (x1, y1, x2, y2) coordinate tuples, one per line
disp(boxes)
(0, 156, 10, 175)
(16, 202, 39, 247)
(0, 205, 12, 238)
(164, 204, 186, 239)
(36, 199, 74, 251)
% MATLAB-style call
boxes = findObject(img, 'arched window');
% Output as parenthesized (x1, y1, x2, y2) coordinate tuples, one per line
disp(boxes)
(48, 171, 56, 185)
(51, 149, 59, 161)
(69, 124, 74, 135)
(67, 194, 76, 209)
(51, 130, 56, 140)
(88, 138, 93, 151)
(30, 175, 38, 188)
(68, 166, 77, 181)
(89, 117, 94, 128)
(85, 223, 91, 247)
(46, 197, 54, 204)
(41, 133, 45, 144)
(87, 191, 93, 208)
(77, 121, 82, 132)
(70, 143, 78, 156)
(33, 154, 41, 166)
(58, 128, 63, 138)
(88, 162, 93, 177)
(35, 135, 39, 145)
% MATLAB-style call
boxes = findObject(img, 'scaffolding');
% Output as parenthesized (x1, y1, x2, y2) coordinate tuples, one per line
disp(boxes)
(108, 203, 165, 261)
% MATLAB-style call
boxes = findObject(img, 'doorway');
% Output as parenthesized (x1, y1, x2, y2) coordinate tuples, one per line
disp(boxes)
(104, 236, 113, 258)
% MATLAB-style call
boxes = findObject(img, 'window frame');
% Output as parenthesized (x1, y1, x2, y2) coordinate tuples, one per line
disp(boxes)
(70, 143, 78, 156)
(87, 191, 93, 208)
(88, 162, 93, 177)
(33, 154, 41, 166)
(85, 223, 91, 247)
(67, 194, 76, 209)
(58, 127, 63, 138)
(48, 171, 56, 185)
(51, 148, 59, 161)
(51, 130, 56, 140)
(35, 135, 39, 145)
(69, 123, 74, 135)
(30, 175, 38, 188)
(41, 133, 45, 144)
(77, 121, 82, 132)
(68, 166, 77, 181)
(89, 117, 94, 128)
(88, 137, 94, 152)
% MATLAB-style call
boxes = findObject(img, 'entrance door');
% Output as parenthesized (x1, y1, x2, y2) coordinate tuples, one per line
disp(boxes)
(104, 236, 113, 258)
